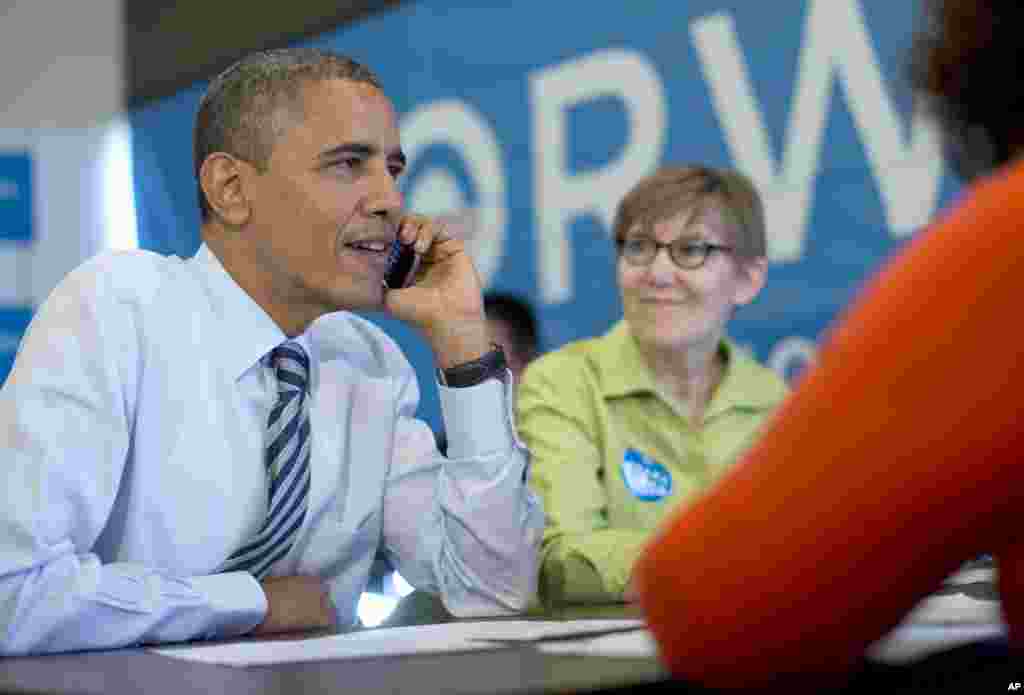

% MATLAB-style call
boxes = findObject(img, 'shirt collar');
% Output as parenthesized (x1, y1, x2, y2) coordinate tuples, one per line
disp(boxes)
(593, 319, 784, 413)
(704, 340, 787, 417)
(593, 320, 659, 398)
(189, 243, 293, 381)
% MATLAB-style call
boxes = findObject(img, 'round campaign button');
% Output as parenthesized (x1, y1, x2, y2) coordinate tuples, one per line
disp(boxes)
(620, 448, 672, 501)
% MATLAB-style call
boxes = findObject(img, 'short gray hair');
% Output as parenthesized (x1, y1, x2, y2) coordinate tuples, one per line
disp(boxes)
(613, 165, 767, 260)
(193, 47, 382, 221)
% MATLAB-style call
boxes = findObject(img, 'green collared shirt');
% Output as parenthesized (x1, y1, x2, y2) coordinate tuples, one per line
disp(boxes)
(517, 320, 788, 606)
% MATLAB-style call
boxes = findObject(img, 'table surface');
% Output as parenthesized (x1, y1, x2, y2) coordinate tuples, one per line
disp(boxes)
(3, 594, 1019, 695)
(0, 643, 668, 695)
(0, 600, 669, 695)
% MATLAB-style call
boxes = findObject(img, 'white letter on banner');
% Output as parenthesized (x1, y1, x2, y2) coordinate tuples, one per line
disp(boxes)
(692, 0, 944, 261)
(530, 48, 666, 304)
(400, 100, 506, 287)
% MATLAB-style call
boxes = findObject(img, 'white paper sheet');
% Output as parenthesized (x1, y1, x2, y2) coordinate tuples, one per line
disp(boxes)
(149, 619, 646, 667)
(537, 628, 660, 658)
(901, 589, 1001, 625)
(467, 618, 645, 643)
(867, 622, 1007, 664)
(869, 574, 1006, 663)
(535, 616, 1008, 667)
(152, 612, 1005, 669)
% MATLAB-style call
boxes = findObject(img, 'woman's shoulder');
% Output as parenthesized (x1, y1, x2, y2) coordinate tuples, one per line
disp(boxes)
(724, 341, 791, 405)
(522, 332, 612, 385)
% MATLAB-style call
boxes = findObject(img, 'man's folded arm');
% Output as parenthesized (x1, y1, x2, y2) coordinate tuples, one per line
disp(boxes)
(0, 264, 266, 654)
(0, 557, 266, 655)
(381, 369, 543, 617)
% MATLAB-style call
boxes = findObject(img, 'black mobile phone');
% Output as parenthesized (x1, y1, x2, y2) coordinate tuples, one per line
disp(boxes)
(383, 239, 421, 290)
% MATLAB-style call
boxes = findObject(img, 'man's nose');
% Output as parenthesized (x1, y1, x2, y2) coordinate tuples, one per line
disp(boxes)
(362, 171, 404, 220)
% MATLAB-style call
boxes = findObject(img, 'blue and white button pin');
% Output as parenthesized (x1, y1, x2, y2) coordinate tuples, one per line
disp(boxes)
(620, 448, 672, 501)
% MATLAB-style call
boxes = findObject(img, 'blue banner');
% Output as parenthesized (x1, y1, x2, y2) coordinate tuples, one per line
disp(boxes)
(0, 307, 32, 378)
(0, 152, 32, 243)
(130, 0, 960, 433)
(0, 151, 34, 380)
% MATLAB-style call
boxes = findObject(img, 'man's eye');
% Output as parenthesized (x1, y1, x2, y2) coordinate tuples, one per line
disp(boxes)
(388, 165, 405, 179)
(678, 243, 707, 257)
(332, 158, 362, 171)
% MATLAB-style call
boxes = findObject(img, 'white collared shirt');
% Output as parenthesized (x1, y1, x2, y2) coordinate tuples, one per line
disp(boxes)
(0, 244, 542, 655)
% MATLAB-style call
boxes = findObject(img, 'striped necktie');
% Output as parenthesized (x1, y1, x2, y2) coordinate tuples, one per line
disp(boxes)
(219, 340, 312, 579)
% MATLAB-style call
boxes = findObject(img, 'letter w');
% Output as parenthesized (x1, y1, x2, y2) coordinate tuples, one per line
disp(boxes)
(692, 0, 944, 262)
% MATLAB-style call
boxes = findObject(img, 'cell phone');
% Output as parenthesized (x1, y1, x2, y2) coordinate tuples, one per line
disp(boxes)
(382, 239, 421, 290)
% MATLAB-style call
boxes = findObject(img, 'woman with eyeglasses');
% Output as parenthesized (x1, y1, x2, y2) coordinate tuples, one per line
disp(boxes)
(516, 166, 788, 607)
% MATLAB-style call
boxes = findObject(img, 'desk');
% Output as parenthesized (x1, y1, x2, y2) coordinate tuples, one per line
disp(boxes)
(1, 602, 1018, 695)
(0, 642, 669, 695)
(0, 604, 668, 695)
(2, 636, 1018, 695)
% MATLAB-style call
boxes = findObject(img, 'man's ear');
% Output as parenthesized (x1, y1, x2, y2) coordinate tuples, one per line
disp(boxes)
(199, 153, 252, 227)
(733, 257, 767, 306)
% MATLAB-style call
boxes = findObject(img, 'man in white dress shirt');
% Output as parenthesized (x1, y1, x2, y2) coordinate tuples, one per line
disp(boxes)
(0, 48, 542, 654)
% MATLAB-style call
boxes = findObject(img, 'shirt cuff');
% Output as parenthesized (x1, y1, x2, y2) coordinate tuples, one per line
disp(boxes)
(191, 571, 267, 638)
(438, 370, 521, 460)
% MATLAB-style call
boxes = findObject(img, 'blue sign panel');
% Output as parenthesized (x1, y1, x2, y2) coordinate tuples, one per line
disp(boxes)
(0, 152, 34, 384)
(0, 152, 33, 243)
(129, 0, 960, 434)
(0, 307, 32, 381)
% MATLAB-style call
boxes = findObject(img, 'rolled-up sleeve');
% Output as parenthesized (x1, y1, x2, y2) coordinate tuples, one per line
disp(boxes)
(382, 369, 542, 617)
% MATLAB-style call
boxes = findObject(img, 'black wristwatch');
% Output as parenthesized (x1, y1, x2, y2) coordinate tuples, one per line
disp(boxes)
(437, 344, 508, 388)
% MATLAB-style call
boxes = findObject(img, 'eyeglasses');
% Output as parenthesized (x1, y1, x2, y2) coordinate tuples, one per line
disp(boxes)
(616, 237, 735, 270)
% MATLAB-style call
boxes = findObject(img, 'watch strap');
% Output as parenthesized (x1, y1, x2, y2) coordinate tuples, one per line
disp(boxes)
(438, 344, 507, 388)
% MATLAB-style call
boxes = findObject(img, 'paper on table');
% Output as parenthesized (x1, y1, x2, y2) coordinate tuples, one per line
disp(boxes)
(867, 622, 1007, 664)
(534, 620, 1008, 667)
(868, 565, 1006, 664)
(532, 612, 1007, 667)
(536, 623, 1009, 669)
(468, 618, 645, 643)
(152, 624, 497, 667)
(150, 619, 646, 667)
(536, 628, 659, 659)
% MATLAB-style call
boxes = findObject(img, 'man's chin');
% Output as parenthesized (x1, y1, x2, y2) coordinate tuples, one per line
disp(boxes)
(318, 283, 387, 316)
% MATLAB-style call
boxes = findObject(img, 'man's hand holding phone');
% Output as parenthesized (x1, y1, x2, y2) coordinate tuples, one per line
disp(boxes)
(382, 214, 490, 369)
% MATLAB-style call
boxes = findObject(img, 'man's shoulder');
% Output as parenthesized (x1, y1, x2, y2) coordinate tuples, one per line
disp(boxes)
(14, 250, 189, 381)
(54, 249, 187, 306)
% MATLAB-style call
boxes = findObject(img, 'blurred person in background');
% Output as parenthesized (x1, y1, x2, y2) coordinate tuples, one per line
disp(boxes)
(485, 292, 540, 383)
(635, 0, 1024, 687)
(517, 165, 788, 607)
